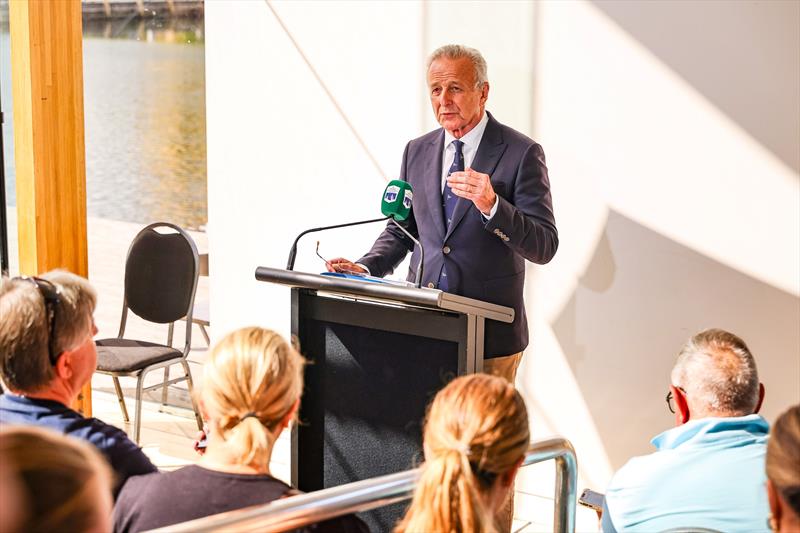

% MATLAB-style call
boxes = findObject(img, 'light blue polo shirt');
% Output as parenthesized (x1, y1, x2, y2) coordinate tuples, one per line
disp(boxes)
(603, 414, 769, 532)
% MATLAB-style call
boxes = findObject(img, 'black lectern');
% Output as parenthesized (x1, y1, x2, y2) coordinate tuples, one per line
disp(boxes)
(255, 267, 514, 531)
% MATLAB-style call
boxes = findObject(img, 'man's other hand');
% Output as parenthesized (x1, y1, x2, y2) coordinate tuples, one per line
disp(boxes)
(326, 258, 368, 274)
(446, 168, 497, 215)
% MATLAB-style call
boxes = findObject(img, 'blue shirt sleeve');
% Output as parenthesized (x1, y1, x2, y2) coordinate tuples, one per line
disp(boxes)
(80, 417, 159, 495)
(601, 499, 618, 533)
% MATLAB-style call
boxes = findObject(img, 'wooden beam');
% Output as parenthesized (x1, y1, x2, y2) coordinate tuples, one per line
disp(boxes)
(10, 0, 92, 415)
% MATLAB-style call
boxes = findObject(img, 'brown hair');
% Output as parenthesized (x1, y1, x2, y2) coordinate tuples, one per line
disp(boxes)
(396, 374, 530, 533)
(0, 271, 96, 391)
(767, 404, 800, 515)
(0, 425, 113, 532)
(201, 327, 305, 471)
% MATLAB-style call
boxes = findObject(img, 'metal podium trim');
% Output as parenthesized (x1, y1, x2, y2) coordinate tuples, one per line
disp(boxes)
(255, 266, 514, 323)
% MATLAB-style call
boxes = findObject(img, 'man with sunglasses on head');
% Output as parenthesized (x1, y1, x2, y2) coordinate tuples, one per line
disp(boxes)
(0, 271, 157, 496)
(601, 329, 769, 532)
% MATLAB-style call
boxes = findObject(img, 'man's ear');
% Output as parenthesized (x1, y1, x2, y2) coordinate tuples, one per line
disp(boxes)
(480, 82, 489, 104)
(672, 385, 690, 425)
(754, 383, 765, 414)
(53, 350, 73, 380)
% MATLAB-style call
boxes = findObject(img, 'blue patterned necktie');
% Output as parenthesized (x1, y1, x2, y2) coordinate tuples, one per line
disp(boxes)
(442, 140, 464, 227)
(438, 140, 464, 291)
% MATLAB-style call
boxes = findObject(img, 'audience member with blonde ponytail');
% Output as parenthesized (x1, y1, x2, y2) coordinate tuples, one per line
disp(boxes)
(396, 373, 530, 533)
(767, 404, 800, 532)
(113, 327, 368, 533)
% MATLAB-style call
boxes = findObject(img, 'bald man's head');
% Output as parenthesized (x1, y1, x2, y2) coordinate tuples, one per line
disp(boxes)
(671, 329, 760, 418)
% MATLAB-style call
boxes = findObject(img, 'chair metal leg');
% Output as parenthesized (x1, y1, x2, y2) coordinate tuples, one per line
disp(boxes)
(160, 366, 170, 409)
(133, 372, 146, 445)
(181, 359, 203, 430)
(199, 323, 210, 345)
(112, 376, 130, 422)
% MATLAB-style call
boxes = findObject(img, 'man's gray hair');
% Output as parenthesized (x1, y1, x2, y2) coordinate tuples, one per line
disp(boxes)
(0, 270, 96, 392)
(427, 44, 488, 88)
(670, 328, 760, 417)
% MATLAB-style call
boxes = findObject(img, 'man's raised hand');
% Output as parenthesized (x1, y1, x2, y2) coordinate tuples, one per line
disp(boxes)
(446, 168, 497, 215)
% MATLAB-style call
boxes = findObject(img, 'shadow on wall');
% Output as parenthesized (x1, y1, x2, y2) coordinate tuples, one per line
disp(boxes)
(553, 210, 800, 470)
(591, 0, 800, 175)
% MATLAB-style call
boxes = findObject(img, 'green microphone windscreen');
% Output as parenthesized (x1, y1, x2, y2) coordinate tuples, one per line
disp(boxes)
(381, 180, 413, 221)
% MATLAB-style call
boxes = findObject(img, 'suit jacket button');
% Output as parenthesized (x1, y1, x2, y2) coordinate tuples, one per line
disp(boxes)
(427, 282, 435, 288)
(442, 245, 451, 255)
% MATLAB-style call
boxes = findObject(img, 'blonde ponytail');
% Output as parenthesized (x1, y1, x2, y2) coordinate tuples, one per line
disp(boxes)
(201, 327, 305, 471)
(396, 374, 529, 533)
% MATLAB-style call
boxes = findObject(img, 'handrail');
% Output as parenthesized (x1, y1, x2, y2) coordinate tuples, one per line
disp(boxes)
(146, 437, 577, 533)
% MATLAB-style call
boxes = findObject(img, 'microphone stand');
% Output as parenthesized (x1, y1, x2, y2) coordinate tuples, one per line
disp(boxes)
(286, 216, 390, 270)
(389, 219, 424, 288)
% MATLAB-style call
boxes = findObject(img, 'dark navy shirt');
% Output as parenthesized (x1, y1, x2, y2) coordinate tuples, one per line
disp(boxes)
(0, 393, 158, 496)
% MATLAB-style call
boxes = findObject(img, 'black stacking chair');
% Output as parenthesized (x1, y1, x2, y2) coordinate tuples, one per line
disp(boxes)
(189, 253, 210, 346)
(95, 222, 204, 444)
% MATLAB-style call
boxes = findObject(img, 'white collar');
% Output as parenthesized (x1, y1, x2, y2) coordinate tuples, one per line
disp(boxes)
(443, 111, 489, 150)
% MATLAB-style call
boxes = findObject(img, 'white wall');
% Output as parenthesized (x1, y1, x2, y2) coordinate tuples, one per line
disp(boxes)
(205, 0, 424, 338)
(522, 0, 800, 490)
(206, 0, 800, 504)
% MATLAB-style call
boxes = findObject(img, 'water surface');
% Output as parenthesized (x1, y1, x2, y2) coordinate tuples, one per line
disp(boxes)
(1, 15, 207, 230)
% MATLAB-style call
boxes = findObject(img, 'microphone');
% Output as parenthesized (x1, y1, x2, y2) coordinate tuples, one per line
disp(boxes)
(286, 180, 425, 290)
(286, 215, 389, 270)
(380, 180, 413, 221)
(380, 180, 424, 288)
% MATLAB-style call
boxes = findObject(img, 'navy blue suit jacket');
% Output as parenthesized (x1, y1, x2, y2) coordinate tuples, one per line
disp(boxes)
(358, 112, 557, 356)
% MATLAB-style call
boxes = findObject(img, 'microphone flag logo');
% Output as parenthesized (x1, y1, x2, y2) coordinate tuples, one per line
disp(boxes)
(403, 190, 413, 210)
(381, 180, 413, 221)
(383, 185, 400, 203)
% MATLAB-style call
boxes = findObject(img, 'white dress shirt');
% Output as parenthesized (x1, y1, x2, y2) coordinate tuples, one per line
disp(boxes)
(441, 111, 498, 218)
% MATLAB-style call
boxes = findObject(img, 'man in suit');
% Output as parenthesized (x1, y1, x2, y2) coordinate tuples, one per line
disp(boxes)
(329, 44, 557, 383)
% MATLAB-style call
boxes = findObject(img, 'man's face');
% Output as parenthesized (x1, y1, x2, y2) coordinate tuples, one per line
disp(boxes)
(427, 56, 488, 138)
(69, 318, 98, 389)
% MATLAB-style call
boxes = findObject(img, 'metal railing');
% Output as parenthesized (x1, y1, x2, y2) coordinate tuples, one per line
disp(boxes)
(147, 437, 578, 533)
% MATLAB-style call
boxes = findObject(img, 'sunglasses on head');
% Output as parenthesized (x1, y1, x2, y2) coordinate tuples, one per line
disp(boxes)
(16, 276, 61, 366)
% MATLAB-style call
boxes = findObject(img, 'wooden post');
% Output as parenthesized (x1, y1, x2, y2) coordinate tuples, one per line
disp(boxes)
(9, 0, 92, 415)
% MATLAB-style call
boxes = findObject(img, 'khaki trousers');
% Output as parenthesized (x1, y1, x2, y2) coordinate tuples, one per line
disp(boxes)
(483, 352, 523, 384)
(482, 351, 523, 533)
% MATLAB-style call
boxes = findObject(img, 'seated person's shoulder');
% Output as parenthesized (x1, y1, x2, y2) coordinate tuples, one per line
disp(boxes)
(114, 470, 163, 533)
(117, 469, 161, 498)
(73, 417, 157, 477)
(77, 415, 135, 445)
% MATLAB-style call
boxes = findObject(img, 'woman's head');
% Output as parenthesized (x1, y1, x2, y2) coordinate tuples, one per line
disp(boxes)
(766, 404, 800, 530)
(201, 327, 305, 471)
(398, 374, 530, 533)
(0, 426, 113, 533)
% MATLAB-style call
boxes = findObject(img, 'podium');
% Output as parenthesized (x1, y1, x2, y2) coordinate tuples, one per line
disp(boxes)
(255, 267, 514, 531)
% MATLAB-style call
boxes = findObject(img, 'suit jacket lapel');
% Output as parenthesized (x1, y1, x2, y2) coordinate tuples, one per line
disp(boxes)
(445, 113, 507, 241)
(422, 130, 446, 240)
